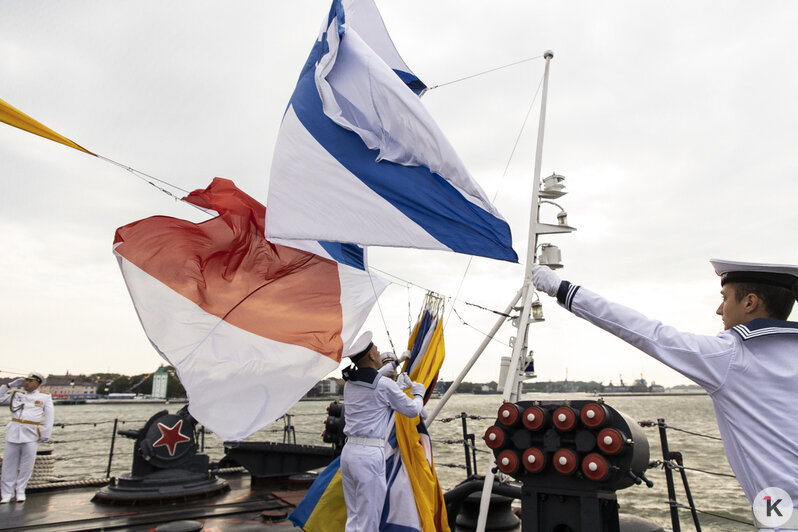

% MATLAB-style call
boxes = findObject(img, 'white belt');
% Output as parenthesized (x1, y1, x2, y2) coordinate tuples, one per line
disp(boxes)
(346, 436, 384, 447)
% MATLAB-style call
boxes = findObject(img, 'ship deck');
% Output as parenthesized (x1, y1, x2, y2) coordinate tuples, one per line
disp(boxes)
(0, 472, 306, 531)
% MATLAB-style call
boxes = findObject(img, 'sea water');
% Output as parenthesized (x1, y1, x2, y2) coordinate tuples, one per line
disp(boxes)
(0, 393, 752, 530)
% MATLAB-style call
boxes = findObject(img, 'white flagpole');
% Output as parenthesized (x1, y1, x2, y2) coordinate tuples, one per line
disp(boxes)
(475, 50, 554, 532)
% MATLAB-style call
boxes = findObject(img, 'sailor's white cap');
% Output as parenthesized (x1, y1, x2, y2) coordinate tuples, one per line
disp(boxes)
(26, 372, 44, 383)
(345, 331, 373, 363)
(380, 351, 397, 363)
(711, 259, 798, 298)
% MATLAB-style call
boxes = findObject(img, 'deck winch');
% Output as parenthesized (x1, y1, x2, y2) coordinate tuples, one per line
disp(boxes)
(485, 400, 654, 532)
(93, 407, 229, 504)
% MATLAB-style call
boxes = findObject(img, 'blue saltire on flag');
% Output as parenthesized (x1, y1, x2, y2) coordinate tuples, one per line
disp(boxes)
(319, 241, 365, 270)
(266, 0, 517, 263)
(270, 236, 366, 270)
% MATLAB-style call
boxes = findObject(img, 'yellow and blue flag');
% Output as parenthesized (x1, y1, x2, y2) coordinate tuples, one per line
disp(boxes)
(291, 293, 449, 531)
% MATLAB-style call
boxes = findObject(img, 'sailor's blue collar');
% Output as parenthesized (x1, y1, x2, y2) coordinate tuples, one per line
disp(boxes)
(731, 318, 798, 340)
(342, 366, 381, 387)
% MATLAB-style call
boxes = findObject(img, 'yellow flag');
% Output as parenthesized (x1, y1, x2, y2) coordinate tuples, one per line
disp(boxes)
(396, 317, 450, 531)
(0, 97, 93, 155)
(303, 469, 348, 531)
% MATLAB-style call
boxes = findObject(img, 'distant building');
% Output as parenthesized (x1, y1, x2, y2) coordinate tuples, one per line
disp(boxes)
(317, 378, 338, 396)
(41, 375, 96, 398)
(668, 384, 703, 392)
(600, 376, 664, 394)
(151, 367, 169, 399)
(107, 393, 136, 400)
(475, 383, 498, 394)
(433, 381, 451, 394)
(498, 357, 511, 393)
(305, 378, 340, 398)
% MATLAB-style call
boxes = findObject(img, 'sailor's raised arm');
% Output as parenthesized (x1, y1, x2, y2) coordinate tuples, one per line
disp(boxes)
(0, 378, 24, 405)
(532, 266, 737, 392)
(381, 378, 424, 418)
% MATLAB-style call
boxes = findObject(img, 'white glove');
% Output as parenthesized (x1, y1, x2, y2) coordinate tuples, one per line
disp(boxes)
(532, 265, 562, 298)
(398, 350, 411, 362)
(420, 407, 429, 420)
(410, 381, 425, 397)
(396, 373, 412, 390)
(9, 378, 24, 388)
(40, 437, 49, 443)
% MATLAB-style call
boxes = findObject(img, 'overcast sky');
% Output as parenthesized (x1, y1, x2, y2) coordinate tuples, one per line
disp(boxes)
(1, 1, 797, 387)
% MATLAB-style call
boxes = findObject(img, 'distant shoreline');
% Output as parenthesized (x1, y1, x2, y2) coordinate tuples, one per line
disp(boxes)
(54, 398, 189, 405)
(598, 392, 707, 397)
(51, 392, 707, 405)
(298, 391, 708, 401)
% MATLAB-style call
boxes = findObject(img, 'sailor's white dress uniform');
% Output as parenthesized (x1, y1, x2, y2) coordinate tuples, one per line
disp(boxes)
(341, 367, 423, 532)
(556, 281, 798, 522)
(0, 384, 54, 501)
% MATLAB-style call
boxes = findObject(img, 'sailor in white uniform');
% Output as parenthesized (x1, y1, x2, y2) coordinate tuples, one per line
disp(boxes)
(377, 349, 411, 378)
(533, 260, 798, 530)
(341, 332, 425, 532)
(0, 372, 54, 503)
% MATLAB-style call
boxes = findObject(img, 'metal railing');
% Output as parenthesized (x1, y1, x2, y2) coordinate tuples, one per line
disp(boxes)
(12, 403, 757, 530)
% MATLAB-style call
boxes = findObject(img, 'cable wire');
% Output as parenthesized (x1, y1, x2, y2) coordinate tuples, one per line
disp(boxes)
(96, 154, 189, 194)
(368, 269, 396, 354)
(463, 300, 514, 318)
(371, 266, 513, 324)
(443, 72, 544, 329)
(370, 267, 428, 292)
(95, 154, 213, 217)
(671, 502, 753, 526)
(664, 424, 723, 441)
(671, 462, 737, 479)
(427, 55, 544, 90)
(450, 306, 511, 348)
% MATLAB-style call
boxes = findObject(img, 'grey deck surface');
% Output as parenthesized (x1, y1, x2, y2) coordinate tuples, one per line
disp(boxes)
(0, 473, 305, 531)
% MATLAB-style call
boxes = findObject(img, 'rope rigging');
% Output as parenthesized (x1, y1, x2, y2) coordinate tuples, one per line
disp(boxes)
(370, 265, 520, 344)
(23, 54, 547, 364)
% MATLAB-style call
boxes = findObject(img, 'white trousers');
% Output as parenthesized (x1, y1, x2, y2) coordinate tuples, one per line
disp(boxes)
(1, 441, 38, 499)
(341, 443, 386, 532)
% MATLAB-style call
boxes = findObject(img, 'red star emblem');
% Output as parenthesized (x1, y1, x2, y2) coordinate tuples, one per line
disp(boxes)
(152, 419, 191, 456)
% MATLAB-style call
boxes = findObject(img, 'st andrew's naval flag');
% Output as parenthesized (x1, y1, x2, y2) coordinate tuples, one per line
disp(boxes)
(266, 0, 517, 262)
(113, 178, 387, 441)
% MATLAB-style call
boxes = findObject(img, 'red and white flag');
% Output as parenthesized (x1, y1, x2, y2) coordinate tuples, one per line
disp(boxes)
(113, 178, 387, 441)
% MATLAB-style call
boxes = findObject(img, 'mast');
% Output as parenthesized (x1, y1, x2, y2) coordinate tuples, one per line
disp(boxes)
(428, 51, 564, 421)
(475, 49, 575, 532)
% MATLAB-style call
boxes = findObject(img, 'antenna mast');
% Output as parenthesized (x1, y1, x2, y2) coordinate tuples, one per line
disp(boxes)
(476, 50, 576, 532)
